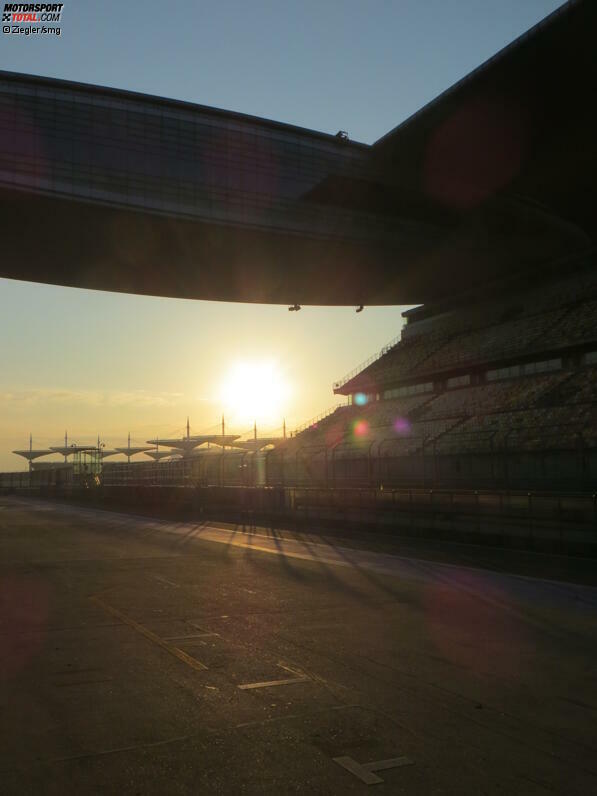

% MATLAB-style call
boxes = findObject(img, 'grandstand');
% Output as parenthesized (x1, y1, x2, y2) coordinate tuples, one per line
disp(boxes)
(263, 255, 597, 491)
(5, 254, 594, 495)
(2, 256, 596, 495)
(9, 254, 582, 495)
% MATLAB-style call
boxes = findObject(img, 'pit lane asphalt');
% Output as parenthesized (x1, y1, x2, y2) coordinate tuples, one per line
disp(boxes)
(1, 496, 596, 794)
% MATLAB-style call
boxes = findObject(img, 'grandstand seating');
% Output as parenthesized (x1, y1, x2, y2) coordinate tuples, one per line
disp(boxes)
(417, 373, 568, 420)
(343, 333, 447, 390)
(541, 299, 597, 349)
(435, 403, 596, 454)
(285, 360, 597, 467)
(306, 263, 597, 487)
(341, 268, 597, 392)
(410, 308, 571, 376)
(556, 367, 597, 404)
(284, 393, 436, 452)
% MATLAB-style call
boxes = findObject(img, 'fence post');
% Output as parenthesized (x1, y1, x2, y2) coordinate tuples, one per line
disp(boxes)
(430, 489, 434, 533)
(330, 446, 336, 488)
(475, 490, 480, 534)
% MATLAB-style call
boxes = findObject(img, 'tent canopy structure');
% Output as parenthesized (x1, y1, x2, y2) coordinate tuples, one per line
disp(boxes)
(144, 450, 177, 462)
(113, 446, 154, 457)
(12, 449, 53, 461)
(98, 449, 119, 459)
(49, 445, 98, 457)
(147, 435, 241, 453)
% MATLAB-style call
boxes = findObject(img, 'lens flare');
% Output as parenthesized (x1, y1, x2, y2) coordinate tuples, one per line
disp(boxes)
(394, 417, 411, 434)
(354, 393, 368, 406)
(353, 419, 369, 438)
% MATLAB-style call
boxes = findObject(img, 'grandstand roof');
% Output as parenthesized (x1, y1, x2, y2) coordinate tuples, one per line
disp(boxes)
(293, 0, 597, 302)
(1, 1, 594, 305)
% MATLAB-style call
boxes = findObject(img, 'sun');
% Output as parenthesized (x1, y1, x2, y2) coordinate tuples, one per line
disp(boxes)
(218, 361, 291, 425)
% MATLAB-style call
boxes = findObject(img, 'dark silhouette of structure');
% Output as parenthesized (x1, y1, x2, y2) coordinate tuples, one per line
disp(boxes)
(0, 1, 594, 305)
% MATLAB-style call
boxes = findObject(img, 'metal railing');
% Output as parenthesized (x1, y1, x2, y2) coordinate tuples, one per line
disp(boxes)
(332, 332, 403, 391)
(291, 403, 344, 436)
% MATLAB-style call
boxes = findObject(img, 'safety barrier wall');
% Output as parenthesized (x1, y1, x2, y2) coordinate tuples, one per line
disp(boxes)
(4, 444, 595, 493)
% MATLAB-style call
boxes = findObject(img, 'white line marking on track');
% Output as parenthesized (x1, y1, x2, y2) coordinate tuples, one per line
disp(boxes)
(333, 754, 414, 785)
(151, 574, 180, 588)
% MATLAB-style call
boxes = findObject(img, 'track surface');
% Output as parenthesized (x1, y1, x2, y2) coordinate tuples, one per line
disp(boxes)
(1, 496, 596, 794)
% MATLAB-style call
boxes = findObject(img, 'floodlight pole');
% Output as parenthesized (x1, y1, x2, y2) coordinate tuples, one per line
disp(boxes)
(29, 432, 32, 474)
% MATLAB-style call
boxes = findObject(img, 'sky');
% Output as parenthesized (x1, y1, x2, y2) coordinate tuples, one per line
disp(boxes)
(0, 0, 564, 469)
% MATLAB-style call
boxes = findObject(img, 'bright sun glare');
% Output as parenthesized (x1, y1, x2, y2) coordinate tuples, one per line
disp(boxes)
(219, 361, 291, 426)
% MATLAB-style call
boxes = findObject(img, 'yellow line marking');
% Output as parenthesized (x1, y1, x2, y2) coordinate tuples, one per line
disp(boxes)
(90, 596, 208, 672)
(237, 676, 308, 690)
(237, 662, 310, 690)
